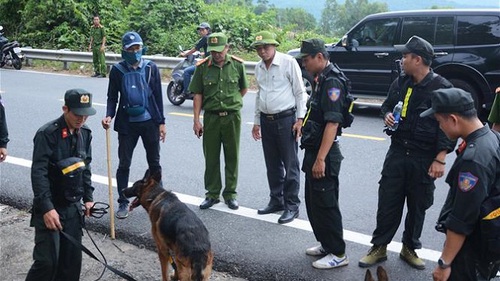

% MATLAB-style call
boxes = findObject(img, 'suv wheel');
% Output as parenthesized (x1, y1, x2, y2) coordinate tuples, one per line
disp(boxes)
(303, 71, 314, 96)
(449, 78, 480, 108)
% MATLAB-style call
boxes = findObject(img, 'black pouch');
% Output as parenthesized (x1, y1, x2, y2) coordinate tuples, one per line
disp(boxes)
(56, 157, 85, 203)
(300, 120, 324, 149)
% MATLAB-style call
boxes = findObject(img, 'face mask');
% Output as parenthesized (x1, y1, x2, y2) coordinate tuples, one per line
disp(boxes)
(121, 50, 142, 65)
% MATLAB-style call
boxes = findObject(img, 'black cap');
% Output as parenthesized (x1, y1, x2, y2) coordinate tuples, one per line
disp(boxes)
(295, 38, 326, 59)
(420, 88, 475, 117)
(64, 89, 96, 116)
(394, 35, 434, 60)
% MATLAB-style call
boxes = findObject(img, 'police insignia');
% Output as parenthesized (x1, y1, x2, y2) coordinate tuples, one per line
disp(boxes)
(458, 172, 478, 192)
(328, 87, 341, 101)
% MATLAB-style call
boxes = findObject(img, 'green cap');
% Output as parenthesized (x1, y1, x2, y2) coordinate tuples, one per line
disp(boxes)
(250, 31, 280, 48)
(295, 38, 326, 59)
(64, 88, 96, 116)
(207, 32, 228, 52)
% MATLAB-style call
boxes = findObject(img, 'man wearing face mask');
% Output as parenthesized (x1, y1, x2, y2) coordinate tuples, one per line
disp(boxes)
(102, 31, 167, 219)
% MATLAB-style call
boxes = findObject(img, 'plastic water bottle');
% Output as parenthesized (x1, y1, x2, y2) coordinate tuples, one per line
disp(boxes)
(390, 101, 403, 131)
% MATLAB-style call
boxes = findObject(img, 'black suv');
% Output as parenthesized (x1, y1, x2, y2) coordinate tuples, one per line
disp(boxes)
(288, 9, 500, 117)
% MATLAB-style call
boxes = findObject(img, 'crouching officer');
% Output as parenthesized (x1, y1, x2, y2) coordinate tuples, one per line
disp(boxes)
(297, 38, 349, 269)
(26, 89, 96, 281)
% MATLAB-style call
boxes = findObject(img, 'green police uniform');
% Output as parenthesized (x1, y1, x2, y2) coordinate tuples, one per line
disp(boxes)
(90, 24, 106, 76)
(488, 90, 500, 123)
(189, 45, 248, 200)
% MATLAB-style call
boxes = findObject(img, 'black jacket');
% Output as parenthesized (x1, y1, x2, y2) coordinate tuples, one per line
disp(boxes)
(0, 94, 9, 148)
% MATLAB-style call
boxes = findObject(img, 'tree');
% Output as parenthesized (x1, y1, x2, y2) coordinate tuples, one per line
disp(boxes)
(333, 0, 388, 35)
(319, 0, 338, 36)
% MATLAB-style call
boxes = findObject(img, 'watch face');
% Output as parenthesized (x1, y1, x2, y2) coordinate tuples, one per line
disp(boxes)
(438, 258, 449, 268)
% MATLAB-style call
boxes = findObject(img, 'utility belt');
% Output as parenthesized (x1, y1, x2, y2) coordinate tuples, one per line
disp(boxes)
(49, 157, 86, 204)
(261, 108, 296, 121)
(204, 110, 237, 117)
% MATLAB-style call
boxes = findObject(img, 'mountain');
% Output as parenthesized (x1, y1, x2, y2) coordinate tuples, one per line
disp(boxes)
(257, 0, 500, 21)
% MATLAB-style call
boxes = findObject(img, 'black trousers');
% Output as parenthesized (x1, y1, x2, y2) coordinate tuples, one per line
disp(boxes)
(260, 113, 300, 210)
(26, 204, 83, 281)
(449, 238, 500, 281)
(303, 143, 346, 255)
(371, 147, 435, 249)
(116, 120, 161, 204)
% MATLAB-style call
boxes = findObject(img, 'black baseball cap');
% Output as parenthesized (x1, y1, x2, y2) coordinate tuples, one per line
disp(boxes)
(295, 38, 326, 59)
(420, 88, 475, 117)
(394, 35, 434, 60)
(64, 88, 96, 116)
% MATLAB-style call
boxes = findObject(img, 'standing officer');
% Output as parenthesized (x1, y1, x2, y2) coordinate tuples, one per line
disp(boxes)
(179, 22, 211, 97)
(420, 88, 500, 281)
(251, 30, 307, 224)
(88, 14, 106, 78)
(0, 92, 9, 161)
(359, 36, 455, 270)
(26, 89, 96, 281)
(297, 38, 349, 269)
(189, 32, 248, 210)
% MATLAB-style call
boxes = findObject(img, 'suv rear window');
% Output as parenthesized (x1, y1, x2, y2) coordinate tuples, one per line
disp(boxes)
(401, 16, 454, 45)
(457, 15, 500, 46)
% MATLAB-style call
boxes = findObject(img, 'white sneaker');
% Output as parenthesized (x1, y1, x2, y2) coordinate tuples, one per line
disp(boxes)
(306, 245, 327, 256)
(312, 253, 349, 269)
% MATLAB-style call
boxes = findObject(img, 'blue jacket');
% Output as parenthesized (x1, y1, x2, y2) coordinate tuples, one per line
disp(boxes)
(106, 59, 165, 134)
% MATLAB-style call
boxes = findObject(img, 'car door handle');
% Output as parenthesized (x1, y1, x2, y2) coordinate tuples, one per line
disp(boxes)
(434, 51, 448, 56)
(374, 52, 389, 57)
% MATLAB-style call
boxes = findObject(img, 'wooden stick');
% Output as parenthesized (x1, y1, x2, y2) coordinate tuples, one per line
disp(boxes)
(106, 128, 115, 239)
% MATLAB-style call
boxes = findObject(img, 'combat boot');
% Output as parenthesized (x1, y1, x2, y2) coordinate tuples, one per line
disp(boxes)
(358, 244, 387, 268)
(399, 244, 425, 270)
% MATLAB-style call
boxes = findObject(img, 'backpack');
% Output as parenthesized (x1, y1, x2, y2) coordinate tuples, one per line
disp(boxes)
(331, 63, 356, 128)
(114, 60, 151, 117)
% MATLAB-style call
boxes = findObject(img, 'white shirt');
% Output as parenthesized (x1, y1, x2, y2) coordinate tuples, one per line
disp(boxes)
(254, 51, 307, 125)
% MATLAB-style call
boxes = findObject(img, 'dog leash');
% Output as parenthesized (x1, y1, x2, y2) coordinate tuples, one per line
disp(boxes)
(59, 202, 138, 281)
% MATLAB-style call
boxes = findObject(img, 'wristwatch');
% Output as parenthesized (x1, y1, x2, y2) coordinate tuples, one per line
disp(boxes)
(438, 258, 451, 269)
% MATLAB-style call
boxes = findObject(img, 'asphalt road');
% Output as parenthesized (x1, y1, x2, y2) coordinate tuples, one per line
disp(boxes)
(0, 68, 493, 281)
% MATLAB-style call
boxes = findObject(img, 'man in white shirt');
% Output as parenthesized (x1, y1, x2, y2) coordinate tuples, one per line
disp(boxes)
(251, 31, 307, 224)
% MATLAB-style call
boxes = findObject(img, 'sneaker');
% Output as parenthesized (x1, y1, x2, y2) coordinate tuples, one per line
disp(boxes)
(116, 203, 129, 219)
(306, 245, 328, 256)
(312, 253, 349, 269)
(399, 244, 425, 270)
(358, 244, 387, 268)
(91, 73, 99, 77)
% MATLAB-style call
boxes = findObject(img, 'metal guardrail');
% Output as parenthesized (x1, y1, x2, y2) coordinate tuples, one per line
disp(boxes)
(20, 48, 257, 75)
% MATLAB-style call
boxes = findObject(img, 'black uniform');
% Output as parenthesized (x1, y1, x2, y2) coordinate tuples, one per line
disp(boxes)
(437, 126, 500, 280)
(26, 115, 94, 281)
(0, 94, 9, 149)
(372, 71, 455, 249)
(300, 63, 346, 256)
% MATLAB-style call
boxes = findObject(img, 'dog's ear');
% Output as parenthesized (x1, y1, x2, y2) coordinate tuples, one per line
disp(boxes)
(364, 269, 374, 281)
(143, 169, 151, 181)
(377, 266, 388, 281)
(150, 169, 162, 182)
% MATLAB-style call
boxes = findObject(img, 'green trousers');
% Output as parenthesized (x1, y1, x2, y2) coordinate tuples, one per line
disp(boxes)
(202, 111, 241, 200)
(92, 46, 106, 75)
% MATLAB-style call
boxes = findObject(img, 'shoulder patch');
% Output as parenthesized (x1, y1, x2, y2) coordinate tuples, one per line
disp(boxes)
(458, 172, 478, 192)
(196, 57, 209, 67)
(231, 55, 244, 63)
(327, 87, 341, 101)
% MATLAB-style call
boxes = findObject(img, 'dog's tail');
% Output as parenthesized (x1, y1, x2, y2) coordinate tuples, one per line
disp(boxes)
(191, 250, 212, 281)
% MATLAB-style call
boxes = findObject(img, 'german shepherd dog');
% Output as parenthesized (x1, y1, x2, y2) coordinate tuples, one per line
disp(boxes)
(123, 170, 213, 281)
(364, 266, 389, 281)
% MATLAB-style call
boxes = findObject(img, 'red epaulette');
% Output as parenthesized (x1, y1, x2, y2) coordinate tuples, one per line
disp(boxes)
(196, 57, 209, 67)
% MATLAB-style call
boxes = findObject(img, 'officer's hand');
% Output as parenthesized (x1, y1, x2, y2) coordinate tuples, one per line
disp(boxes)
(428, 161, 445, 178)
(312, 159, 326, 179)
(101, 116, 112, 130)
(179, 51, 186, 57)
(252, 125, 261, 141)
(0, 147, 7, 162)
(432, 266, 451, 281)
(43, 209, 62, 231)
(384, 112, 396, 127)
(159, 124, 167, 143)
(84, 201, 94, 217)
(193, 120, 203, 138)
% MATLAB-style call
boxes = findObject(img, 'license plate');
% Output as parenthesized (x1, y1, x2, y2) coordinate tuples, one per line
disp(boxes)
(13, 47, 21, 54)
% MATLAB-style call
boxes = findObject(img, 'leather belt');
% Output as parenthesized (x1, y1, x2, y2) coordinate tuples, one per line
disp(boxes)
(205, 110, 235, 117)
(262, 108, 296, 121)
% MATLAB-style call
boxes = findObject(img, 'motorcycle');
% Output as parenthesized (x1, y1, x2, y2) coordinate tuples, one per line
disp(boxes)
(166, 46, 200, 106)
(0, 26, 23, 70)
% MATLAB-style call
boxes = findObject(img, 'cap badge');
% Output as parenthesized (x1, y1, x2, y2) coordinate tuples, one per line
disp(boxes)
(255, 35, 263, 41)
(80, 94, 90, 104)
(210, 37, 218, 44)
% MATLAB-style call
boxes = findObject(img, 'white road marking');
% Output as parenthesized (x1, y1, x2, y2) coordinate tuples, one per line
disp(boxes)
(5, 155, 441, 261)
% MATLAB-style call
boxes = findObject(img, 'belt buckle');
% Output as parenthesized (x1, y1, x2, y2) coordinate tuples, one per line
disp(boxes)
(219, 111, 228, 117)
(266, 114, 275, 120)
